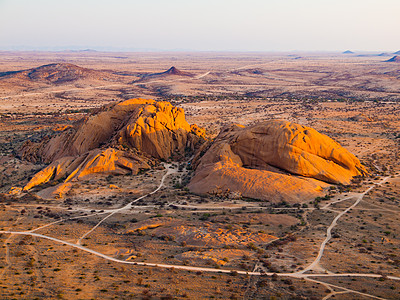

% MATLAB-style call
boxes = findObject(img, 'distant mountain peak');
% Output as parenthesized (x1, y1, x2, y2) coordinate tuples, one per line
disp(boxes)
(163, 66, 192, 76)
(343, 50, 354, 54)
(166, 66, 178, 73)
(136, 66, 194, 82)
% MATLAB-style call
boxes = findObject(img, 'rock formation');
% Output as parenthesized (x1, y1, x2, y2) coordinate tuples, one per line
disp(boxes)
(18, 102, 367, 203)
(24, 148, 150, 190)
(189, 120, 367, 203)
(23, 148, 150, 199)
(116, 100, 195, 159)
(349, 114, 376, 122)
(21, 98, 205, 198)
(21, 98, 203, 163)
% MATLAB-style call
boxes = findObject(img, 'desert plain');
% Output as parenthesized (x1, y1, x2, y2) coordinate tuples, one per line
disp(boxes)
(0, 50, 400, 299)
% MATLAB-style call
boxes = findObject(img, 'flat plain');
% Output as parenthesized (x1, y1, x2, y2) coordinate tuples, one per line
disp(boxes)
(0, 51, 400, 299)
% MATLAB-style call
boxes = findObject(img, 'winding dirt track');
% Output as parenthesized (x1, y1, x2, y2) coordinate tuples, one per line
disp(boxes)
(77, 163, 176, 244)
(1, 229, 399, 281)
(299, 175, 391, 274)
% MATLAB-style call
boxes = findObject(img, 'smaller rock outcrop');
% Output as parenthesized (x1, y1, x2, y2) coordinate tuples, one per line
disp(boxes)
(23, 148, 150, 198)
(348, 114, 376, 122)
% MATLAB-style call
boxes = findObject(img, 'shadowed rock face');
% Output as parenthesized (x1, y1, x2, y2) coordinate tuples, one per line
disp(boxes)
(189, 120, 367, 203)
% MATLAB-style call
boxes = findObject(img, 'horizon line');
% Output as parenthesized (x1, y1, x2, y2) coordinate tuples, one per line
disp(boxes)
(0, 48, 399, 54)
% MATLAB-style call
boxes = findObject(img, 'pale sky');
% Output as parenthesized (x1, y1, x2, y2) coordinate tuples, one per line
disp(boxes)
(0, 0, 399, 52)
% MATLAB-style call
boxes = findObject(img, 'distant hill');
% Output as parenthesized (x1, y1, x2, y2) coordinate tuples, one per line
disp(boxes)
(162, 66, 193, 76)
(385, 56, 400, 63)
(137, 66, 194, 81)
(394, 50, 400, 55)
(377, 52, 391, 56)
(357, 53, 394, 57)
(343, 50, 354, 54)
(0, 63, 115, 84)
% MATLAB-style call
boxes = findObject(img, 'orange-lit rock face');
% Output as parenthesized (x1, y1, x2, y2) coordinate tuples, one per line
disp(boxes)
(229, 120, 368, 184)
(31, 99, 156, 162)
(189, 159, 327, 204)
(119, 101, 192, 159)
(23, 148, 150, 197)
(23, 156, 78, 191)
(189, 124, 206, 139)
(67, 148, 149, 180)
(189, 120, 367, 203)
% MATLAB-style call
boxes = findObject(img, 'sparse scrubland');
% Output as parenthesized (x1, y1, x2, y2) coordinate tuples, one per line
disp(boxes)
(0, 51, 399, 299)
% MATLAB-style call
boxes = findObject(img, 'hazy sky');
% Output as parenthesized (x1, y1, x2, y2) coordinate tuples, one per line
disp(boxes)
(0, 0, 399, 52)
